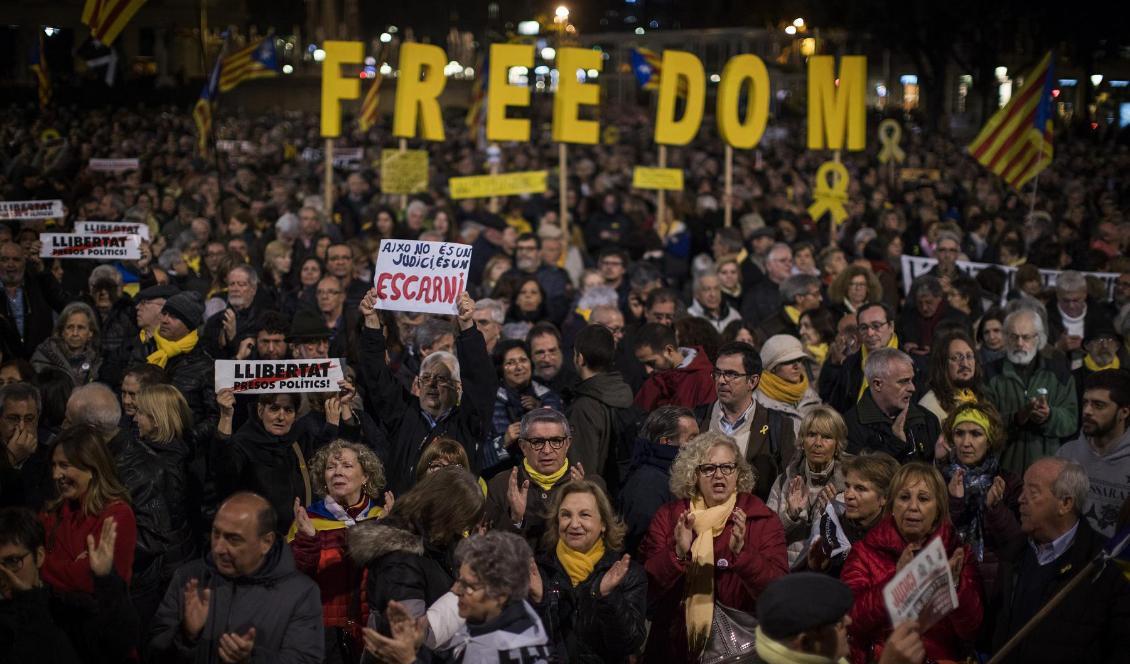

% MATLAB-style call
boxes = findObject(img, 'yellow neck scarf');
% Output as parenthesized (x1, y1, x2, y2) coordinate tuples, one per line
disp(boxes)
(858, 333, 899, 400)
(759, 372, 809, 405)
(185, 254, 201, 274)
(808, 342, 828, 366)
(785, 305, 801, 325)
(686, 492, 738, 654)
(953, 388, 978, 405)
(147, 329, 198, 369)
(556, 538, 605, 587)
(754, 626, 849, 664)
(1085, 354, 1121, 372)
(523, 458, 568, 491)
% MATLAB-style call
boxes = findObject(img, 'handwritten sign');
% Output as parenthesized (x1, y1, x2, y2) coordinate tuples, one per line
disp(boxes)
(631, 167, 684, 191)
(0, 200, 64, 221)
(449, 170, 548, 200)
(373, 239, 470, 315)
(883, 537, 959, 631)
(88, 158, 139, 172)
(900, 254, 1121, 304)
(381, 149, 429, 194)
(215, 359, 346, 394)
(39, 233, 141, 260)
(75, 221, 151, 241)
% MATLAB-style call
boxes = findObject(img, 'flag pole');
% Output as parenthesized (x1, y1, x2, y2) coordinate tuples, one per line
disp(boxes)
(829, 149, 841, 248)
(559, 143, 568, 250)
(398, 137, 408, 211)
(1027, 152, 1042, 219)
(324, 139, 335, 212)
(723, 144, 733, 228)
(657, 144, 667, 233)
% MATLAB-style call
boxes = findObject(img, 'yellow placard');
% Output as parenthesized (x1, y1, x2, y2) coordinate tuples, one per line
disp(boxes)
(381, 149, 429, 194)
(898, 168, 941, 182)
(632, 167, 684, 191)
(449, 170, 548, 200)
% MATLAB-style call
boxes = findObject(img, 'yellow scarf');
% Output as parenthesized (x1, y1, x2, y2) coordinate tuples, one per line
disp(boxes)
(556, 538, 605, 587)
(575, 307, 592, 322)
(686, 492, 738, 654)
(1085, 354, 1121, 372)
(185, 254, 201, 274)
(858, 333, 899, 400)
(785, 305, 801, 325)
(953, 388, 978, 405)
(807, 342, 828, 366)
(147, 329, 199, 369)
(523, 458, 568, 491)
(753, 626, 849, 664)
(759, 372, 809, 405)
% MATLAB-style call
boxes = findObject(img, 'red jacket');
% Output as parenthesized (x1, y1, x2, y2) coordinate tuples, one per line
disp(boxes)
(640, 492, 788, 662)
(841, 515, 983, 664)
(39, 499, 137, 593)
(634, 346, 716, 411)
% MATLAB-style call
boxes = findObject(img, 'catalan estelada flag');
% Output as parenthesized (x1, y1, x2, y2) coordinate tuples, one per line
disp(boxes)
(82, 0, 147, 47)
(29, 32, 51, 111)
(193, 42, 224, 155)
(630, 47, 661, 90)
(218, 36, 279, 93)
(359, 74, 383, 132)
(465, 53, 488, 129)
(968, 52, 1054, 191)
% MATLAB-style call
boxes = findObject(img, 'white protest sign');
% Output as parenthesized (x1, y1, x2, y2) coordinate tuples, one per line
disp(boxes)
(215, 359, 346, 394)
(39, 233, 141, 260)
(373, 239, 471, 315)
(75, 221, 151, 241)
(900, 254, 1120, 304)
(88, 158, 139, 172)
(883, 536, 959, 631)
(0, 199, 64, 220)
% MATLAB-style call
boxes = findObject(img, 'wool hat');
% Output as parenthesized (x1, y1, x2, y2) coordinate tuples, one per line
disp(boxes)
(757, 572, 854, 639)
(1084, 319, 1121, 346)
(287, 307, 332, 342)
(161, 291, 204, 330)
(760, 334, 809, 372)
(136, 284, 180, 302)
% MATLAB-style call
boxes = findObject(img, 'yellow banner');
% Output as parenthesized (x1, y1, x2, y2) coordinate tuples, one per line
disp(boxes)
(449, 170, 548, 200)
(632, 167, 684, 191)
(381, 149, 429, 194)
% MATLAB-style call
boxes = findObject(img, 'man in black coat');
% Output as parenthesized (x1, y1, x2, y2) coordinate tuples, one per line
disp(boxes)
(0, 241, 72, 359)
(132, 291, 216, 424)
(844, 348, 939, 463)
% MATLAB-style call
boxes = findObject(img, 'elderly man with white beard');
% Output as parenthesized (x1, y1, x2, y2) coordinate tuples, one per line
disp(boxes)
(985, 307, 1078, 474)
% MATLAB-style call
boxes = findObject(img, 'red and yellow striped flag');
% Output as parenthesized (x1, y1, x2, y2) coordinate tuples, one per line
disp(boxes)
(968, 52, 1055, 191)
(81, 0, 147, 47)
(218, 36, 279, 93)
(359, 75, 382, 132)
(29, 32, 51, 111)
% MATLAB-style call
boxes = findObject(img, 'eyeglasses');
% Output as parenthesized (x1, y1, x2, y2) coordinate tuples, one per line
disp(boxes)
(0, 551, 31, 572)
(503, 357, 530, 368)
(711, 370, 752, 383)
(947, 353, 976, 364)
(1007, 332, 1039, 343)
(452, 576, 484, 596)
(418, 374, 455, 388)
(427, 460, 453, 471)
(524, 436, 568, 450)
(856, 321, 890, 334)
(696, 463, 737, 477)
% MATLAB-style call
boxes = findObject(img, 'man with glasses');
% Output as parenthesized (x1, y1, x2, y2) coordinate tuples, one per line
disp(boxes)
(818, 302, 898, 414)
(202, 265, 267, 359)
(598, 248, 631, 309)
(844, 348, 939, 462)
(698, 341, 796, 499)
(314, 275, 351, 358)
(505, 233, 571, 325)
(986, 308, 1078, 474)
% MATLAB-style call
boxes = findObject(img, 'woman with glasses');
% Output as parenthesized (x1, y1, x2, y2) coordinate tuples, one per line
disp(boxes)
(828, 265, 882, 317)
(486, 340, 564, 471)
(919, 330, 986, 425)
(640, 431, 787, 662)
(530, 480, 647, 662)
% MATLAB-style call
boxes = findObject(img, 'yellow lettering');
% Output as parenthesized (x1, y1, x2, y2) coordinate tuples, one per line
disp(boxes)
(486, 43, 533, 142)
(806, 55, 867, 151)
(654, 50, 705, 145)
(717, 55, 770, 149)
(552, 48, 602, 144)
(393, 43, 447, 141)
(319, 41, 363, 137)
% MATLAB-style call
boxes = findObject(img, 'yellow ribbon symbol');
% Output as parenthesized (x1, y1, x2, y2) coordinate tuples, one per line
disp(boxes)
(807, 160, 850, 226)
(877, 119, 906, 164)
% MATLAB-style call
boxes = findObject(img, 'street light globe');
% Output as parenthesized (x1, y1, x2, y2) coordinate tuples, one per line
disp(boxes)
(312, 48, 326, 62)
(1091, 74, 1104, 87)
(282, 64, 294, 74)
(555, 5, 569, 19)
(785, 25, 797, 35)
(379, 32, 391, 43)
(793, 18, 805, 28)
(541, 47, 556, 61)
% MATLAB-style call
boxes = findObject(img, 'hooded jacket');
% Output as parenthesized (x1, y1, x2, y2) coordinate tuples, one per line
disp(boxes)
(439, 599, 551, 663)
(566, 371, 635, 484)
(147, 540, 324, 663)
(1056, 428, 1130, 537)
(619, 440, 680, 554)
(633, 346, 717, 412)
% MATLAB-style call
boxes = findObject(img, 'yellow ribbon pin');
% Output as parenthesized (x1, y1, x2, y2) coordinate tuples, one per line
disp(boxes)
(807, 160, 850, 226)
(760, 425, 769, 435)
(877, 119, 906, 164)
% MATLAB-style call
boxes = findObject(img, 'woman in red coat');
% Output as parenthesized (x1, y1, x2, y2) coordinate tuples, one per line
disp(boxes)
(39, 424, 137, 593)
(640, 431, 788, 662)
(841, 462, 983, 664)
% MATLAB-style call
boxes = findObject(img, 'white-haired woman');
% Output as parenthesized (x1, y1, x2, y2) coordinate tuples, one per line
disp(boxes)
(640, 432, 788, 662)
(31, 301, 102, 385)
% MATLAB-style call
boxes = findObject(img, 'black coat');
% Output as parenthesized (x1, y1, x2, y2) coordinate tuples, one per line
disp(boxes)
(0, 267, 72, 358)
(816, 350, 865, 415)
(93, 295, 138, 386)
(843, 389, 939, 463)
(534, 548, 648, 663)
(618, 441, 678, 555)
(740, 279, 783, 325)
(106, 428, 175, 597)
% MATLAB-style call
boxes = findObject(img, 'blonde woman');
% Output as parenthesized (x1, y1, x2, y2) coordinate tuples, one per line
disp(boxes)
(640, 432, 787, 662)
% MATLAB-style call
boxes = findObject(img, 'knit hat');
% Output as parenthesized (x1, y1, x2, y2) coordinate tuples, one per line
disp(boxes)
(161, 291, 204, 330)
(1084, 319, 1121, 346)
(136, 284, 180, 302)
(287, 307, 332, 342)
(757, 573, 854, 639)
(760, 334, 809, 372)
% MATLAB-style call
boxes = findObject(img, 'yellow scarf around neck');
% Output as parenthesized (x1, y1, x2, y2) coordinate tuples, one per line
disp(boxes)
(807, 342, 829, 366)
(953, 388, 978, 405)
(858, 333, 899, 400)
(686, 492, 738, 654)
(754, 626, 849, 664)
(147, 329, 199, 369)
(785, 305, 801, 325)
(556, 538, 605, 587)
(759, 371, 809, 405)
(1085, 354, 1121, 372)
(523, 458, 568, 491)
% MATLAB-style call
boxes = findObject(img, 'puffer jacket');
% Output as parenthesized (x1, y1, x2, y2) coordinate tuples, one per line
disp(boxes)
(534, 547, 647, 663)
(841, 516, 983, 664)
(92, 295, 138, 386)
(30, 337, 102, 385)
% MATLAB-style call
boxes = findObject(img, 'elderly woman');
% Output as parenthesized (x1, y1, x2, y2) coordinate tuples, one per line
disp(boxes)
(939, 402, 1021, 599)
(289, 439, 388, 663)
(486, 340, 565, 470)
(919, 329, 986, 423)
(976, 307, 1007, 366)
(640, 431, 787, 662)
(754, 335, 822, 435)
(531, 480, 647, 663)
(841, 463, 983, 664)
(766, 406, 847, 568)
(807, 452, 900, 577)
(31, 302, 102, 385)
(828, 265, 882, 317)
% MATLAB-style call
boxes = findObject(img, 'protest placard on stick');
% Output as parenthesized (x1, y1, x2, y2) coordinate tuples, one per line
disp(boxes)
(75, 221, 151, 240)
(0, 200, 64, 221)
(372, 239, 471, 315)
(39, 233, 141, 260)
(215, 359, 346, 394)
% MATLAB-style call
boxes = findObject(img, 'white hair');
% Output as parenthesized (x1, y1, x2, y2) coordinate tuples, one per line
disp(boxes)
(863, 347, 914, 383)
(577, 285, 619, 310)
(421, 350, 461, 385)
(1049, 458, 1090, 517)
(88, 265, 122, 289)
(275, 212, 300, 237)
(67, 383, 121, 432)
(1004, 307, 1047, 347)
(474, 298, 505, 324)
(1055, 270, 1087, 295)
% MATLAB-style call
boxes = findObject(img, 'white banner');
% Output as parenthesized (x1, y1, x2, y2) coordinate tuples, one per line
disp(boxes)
(215, 359, 346, 394)
(0, 199, 64, 221)
(883, 536, 959, 631)
(75, 221, 151, 241)
(900, 254, 1119, 304)
(88, 158, 139, 172)
(39, 233, 141, 260)
(373, 239, 470, 315)
(301, 146, 364, 168)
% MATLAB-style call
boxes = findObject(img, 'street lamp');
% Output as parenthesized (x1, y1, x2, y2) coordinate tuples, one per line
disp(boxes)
(555, 5, 570, 20)
(793, 18, 805, 28)
(785, 25, 797, 35)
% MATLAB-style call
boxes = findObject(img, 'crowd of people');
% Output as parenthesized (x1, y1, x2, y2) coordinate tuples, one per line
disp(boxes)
(0, 97, 1129, 664)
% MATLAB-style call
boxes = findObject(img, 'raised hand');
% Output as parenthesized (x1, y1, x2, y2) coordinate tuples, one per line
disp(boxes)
(86, 517, 117, 577)
(216, 388, 235, 416)
(892, 404, 909, 442)
(985, 476, 1006, 508)
(519, 394, 540, 411)
(568, 463, 585, 482)
(293, 498, 316, 538)
(382, 491, 396, 515)
(360, 288, 382, 329)
(235, 336, 255, 360)
(879, 621, 926, 664)
(507, 468, 530, 524)
(218, 627, 255, 663)
(896, 543, 921, 572)
(528, 558, 544, 603)
(456, 291, 474, 330)
(785, 476, 807, 520)
(947, 468, 966, 499)
(674, 511, 696, 560)
(219, 309, 237, 347)
(324, 395, 342, 426)
(599, 554, 632, 597)
(729, 507, 747, 555)
(362, 601, 426, 664)
(504, 422, 521, 446)
(182, 578, 212, 640)
(5, 425, 37, 466)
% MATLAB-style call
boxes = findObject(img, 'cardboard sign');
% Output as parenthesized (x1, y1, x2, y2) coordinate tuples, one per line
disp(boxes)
(0, 200, 64, 221)
(899, 168, 941, 182)
(449, 170, 548, 200)
(215, 359, 346, 394)
(373, 239, 470, 315)
(381, 149, 429, 194)
(301, 146, 364, 168)
(632, 166, 684, 191)
(40, 233, 140, 260)
(75, 221, 151, 241)
(900, 254, 1120, 304)
(88, 158, 139, 172)
(883, 537, 959, 631)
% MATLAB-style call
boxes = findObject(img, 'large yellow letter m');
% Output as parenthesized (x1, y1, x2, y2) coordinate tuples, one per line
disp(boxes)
(807, 56, 867, 151)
